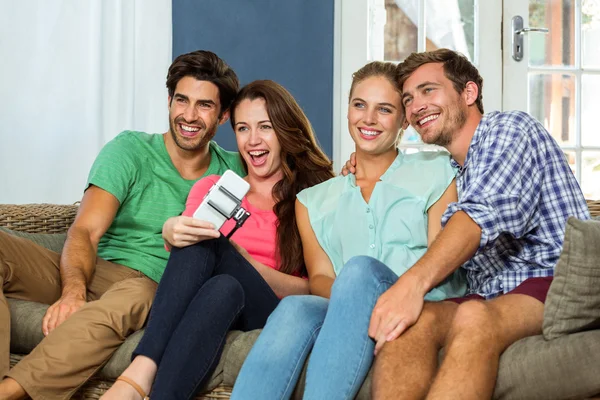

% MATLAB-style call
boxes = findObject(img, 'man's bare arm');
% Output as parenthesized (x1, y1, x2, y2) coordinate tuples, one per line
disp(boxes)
(407, 210, 480, 293)
(42, 185, 120, 335)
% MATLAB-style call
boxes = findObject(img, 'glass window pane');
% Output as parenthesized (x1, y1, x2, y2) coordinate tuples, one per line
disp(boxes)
(582, 151, 600, 199)
(529, 73, 576, 146)
(582, 74, 600, 147)
(529, 0, 575, 67)
(384, 0, 418, 62)
(583, 0, 600, 68)
(425, 0, 475, 61)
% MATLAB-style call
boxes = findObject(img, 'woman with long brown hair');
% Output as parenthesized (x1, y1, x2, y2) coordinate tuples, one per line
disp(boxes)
(102, 80, 333, 400)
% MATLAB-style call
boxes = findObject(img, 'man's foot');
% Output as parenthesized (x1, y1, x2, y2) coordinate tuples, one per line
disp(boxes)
(0, 378, 27, 400)
(101, 376, 149, 400)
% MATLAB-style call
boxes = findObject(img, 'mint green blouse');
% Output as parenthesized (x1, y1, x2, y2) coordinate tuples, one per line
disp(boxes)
(297, 151, 467, 301)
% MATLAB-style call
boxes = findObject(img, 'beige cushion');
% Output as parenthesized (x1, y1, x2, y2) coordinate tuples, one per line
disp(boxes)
(494, 331, 600, 399)
(8, 299, 47, 354)
(0, 227, 66, 253)
(543, 217, 600, 340)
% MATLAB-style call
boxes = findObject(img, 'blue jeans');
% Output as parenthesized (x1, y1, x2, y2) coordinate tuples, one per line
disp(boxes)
(231, 256, 398, 400)
(133, 235, 279, 400)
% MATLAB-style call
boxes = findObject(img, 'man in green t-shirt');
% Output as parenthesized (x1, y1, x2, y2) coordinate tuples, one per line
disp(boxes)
(0, 50, 245, 400)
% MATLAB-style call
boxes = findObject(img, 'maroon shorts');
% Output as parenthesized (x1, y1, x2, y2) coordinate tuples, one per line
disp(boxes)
(445, 276, 554, 305)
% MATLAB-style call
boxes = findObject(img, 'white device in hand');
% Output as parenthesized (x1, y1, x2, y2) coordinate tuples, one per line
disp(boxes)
(193, 170, 251, 235)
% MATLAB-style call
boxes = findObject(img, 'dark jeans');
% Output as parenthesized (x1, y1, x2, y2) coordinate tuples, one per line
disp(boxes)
(133, 235, 280, 399)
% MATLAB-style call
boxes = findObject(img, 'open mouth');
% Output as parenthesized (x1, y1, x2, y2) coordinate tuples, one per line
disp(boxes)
(248, 150, 269, 166)
(417, 114, 439, 127)
(359, 128, 382, 140)
(179, 123, 200, 137)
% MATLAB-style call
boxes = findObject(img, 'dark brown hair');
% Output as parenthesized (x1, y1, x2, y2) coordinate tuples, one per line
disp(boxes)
(230, 80, 335, 276)
(397, 48, 484, 114)
(349, 61, 402, 101)
(166, 50, 239, 116)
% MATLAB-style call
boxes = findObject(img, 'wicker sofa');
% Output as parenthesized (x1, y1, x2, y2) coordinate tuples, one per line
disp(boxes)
(2, 202, 600, 400)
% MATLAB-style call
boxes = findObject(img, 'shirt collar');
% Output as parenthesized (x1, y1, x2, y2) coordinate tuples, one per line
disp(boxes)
(450, 112, 495, 174)
(348, 151, 404, 186)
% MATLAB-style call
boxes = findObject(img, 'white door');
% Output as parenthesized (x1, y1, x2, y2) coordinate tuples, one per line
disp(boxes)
(502, 0, 600, 199)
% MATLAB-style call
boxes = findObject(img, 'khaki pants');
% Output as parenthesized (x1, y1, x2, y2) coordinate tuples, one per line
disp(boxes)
(0, 230, 157, 400)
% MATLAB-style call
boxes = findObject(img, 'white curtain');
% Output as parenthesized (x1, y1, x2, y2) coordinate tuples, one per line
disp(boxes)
(0, 0, 172, 204)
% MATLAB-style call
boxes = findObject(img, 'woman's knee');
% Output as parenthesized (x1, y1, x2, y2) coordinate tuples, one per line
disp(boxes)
(332, 256, 396, 295)
(268, 295, 328, 327)
(203, 275, 245, 306)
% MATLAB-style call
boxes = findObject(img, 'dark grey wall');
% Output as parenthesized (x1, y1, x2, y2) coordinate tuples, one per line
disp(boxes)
(172, 0, 334, 157)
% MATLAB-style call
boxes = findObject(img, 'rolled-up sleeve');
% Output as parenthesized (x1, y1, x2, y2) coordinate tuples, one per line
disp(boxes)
(442, 118, 543, 251)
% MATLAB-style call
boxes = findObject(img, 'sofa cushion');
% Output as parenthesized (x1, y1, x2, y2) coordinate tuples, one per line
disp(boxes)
(8, 299, 48, 354)
(0, 227, 66, 253)
(494, 331, 600, 400)
(543, 217, 600, 340)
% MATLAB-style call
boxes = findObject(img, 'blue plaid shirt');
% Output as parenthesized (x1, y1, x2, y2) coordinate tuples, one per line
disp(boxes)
(441, 111, 590, 299)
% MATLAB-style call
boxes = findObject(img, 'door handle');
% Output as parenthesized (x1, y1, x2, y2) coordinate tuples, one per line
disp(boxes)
(512, 15, 549, 62)
(516, 27, 550, 35)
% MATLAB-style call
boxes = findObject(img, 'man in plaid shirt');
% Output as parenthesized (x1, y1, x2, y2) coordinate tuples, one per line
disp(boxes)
(370, 49, 590, 399)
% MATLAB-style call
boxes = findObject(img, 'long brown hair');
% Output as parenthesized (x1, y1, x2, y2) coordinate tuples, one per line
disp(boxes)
(230, 80, 334, 276)
(397, 49, 484, 114)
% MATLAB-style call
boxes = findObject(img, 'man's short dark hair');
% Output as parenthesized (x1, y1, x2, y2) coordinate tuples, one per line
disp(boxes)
(166, 50, 239, 115)
(397, 49, 484, 114)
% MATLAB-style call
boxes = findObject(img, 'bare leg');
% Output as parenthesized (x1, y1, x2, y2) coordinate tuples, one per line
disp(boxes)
(426, 295, 544, 400)
(101, 356, 157, 400)
(372, 301, 458, 400)
(0, 378, 26, 400)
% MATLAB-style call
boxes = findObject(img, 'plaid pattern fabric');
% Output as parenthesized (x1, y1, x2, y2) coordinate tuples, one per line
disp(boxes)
(442, 111, 590, 299)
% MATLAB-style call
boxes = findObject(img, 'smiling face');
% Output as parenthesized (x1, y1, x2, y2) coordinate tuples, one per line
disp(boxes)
(167, 76, 225, 152)
(401, 63, 468, 147)
(347, 76, 405, 156)
(233, 98, 283, 181)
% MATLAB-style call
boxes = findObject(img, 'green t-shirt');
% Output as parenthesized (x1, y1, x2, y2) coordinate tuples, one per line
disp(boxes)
(87, 131, 245, 282)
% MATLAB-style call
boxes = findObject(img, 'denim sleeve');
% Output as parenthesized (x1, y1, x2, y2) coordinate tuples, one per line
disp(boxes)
(442, 120, 543, 250)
